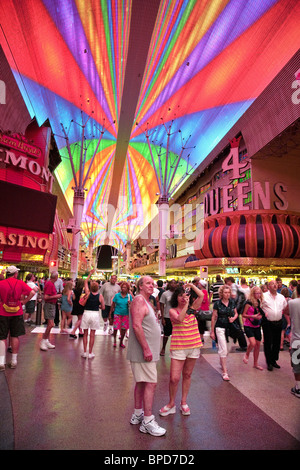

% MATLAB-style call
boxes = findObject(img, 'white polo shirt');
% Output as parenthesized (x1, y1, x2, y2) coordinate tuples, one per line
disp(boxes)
(262, 291, 287, 321)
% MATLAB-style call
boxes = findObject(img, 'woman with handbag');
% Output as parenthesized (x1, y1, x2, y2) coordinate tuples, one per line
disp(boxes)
(210, 285, 238, 381)
(80, 270, 105, 359)
(242, 286, 264, 370)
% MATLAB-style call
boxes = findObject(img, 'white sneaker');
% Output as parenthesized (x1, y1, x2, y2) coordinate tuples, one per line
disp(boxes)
(130, 412, 144, 425)
(139, 417, 166, 436)
(81, 352, 88, 358)
(40, 339, 48, 351)
(88, 353, 95, 359)
(45, 340, 55, 349)
(108, 326, 113, 335)
(103, 323, 108, 332)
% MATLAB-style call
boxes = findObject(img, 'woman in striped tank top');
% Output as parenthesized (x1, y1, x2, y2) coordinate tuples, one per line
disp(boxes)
(159, 284, 203, 417)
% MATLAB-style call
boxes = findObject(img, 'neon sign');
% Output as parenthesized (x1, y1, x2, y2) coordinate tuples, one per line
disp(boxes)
(204, 138, 288, 218)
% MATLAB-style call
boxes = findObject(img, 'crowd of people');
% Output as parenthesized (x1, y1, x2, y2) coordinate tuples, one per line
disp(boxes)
(0, 266, 299, 438)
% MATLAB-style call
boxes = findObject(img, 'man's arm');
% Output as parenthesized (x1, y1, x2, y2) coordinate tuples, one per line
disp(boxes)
(21, 289, 36, 305)
(84, 269, 95, 295)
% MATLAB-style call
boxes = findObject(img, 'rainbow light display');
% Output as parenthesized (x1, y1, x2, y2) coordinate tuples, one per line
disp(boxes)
(0, 0, 299, 251)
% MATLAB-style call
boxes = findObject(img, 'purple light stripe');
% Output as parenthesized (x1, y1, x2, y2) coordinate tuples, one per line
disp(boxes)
(137, 0, 278, 126)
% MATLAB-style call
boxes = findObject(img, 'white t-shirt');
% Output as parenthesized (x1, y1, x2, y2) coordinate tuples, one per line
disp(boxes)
(262, 291, 287, 321)
(27, 281, 38, 301)
(153, 287, 159, 299)
(239, 286, 250, 299)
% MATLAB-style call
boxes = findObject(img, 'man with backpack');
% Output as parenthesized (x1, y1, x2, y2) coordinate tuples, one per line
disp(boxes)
(0, 266, 36, 370)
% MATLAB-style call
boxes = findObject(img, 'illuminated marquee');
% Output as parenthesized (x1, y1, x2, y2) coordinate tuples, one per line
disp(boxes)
(0, 148, 53, 184)
(204, 138, 288, 218)
(0, 231, 49, 250)
(0, 132, 41, 158)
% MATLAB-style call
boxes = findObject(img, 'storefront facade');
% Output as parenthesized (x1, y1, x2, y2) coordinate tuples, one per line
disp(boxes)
(0, 122, 57, 278)
(0, 46, 73, 279)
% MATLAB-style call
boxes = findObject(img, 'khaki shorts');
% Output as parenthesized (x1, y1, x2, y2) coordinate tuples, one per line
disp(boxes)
(170, 348, 201, 360)
(130, 361, 158, 383)
(44, 303, 56, 320)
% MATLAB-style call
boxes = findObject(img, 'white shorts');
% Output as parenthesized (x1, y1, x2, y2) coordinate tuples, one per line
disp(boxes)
(81, 310, 100, 331)
(130, 361, 158, 383)
(170, 348, 201, 360)
(215, 327, 228, 357)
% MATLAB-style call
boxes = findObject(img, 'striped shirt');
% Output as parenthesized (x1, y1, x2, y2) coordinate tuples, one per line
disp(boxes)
(170, 310, 202, 350)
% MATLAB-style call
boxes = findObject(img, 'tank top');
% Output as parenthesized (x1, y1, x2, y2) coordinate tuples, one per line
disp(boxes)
(127, 295, 161, 363)
(170, 309, 202, 350)
(85, 292, 101, 311)
(244, 300, 263, 328)
(61, 293, 73, 312)
(200, 289, 210, 311)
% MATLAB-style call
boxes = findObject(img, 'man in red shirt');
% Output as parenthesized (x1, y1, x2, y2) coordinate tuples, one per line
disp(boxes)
(0, 265, 36, 370)
(40, 271, 62, 351)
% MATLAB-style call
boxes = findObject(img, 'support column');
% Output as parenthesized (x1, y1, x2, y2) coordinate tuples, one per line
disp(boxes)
(70, 188, 85, 279)
(126, 241, 131, 273)
(158, 196, 169, 277)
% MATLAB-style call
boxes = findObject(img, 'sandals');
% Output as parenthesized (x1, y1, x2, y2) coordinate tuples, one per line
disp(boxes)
(180, 404, 190, 416)
(159, 405, 176, 416)
(222, 373, 230, 381)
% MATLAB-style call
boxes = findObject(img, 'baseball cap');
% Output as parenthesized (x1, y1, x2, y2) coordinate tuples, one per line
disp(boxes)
(6, 266, 20, 274)
(199, 280, 207, 287)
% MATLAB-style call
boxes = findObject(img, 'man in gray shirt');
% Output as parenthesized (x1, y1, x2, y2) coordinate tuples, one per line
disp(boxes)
(288, 284, 300, 398)
(127, 276, 166, 437)
(100, 275, 120, 333)
(160, 279, 177, 356)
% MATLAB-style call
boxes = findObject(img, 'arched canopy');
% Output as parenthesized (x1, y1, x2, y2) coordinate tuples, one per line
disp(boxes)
(0, 0, 299, 250)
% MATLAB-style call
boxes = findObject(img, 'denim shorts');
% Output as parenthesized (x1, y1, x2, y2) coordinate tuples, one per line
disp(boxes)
(25, 300, 36, 314)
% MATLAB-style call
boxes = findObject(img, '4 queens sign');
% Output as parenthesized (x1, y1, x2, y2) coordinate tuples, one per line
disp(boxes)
(0, 79, 5, 104)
